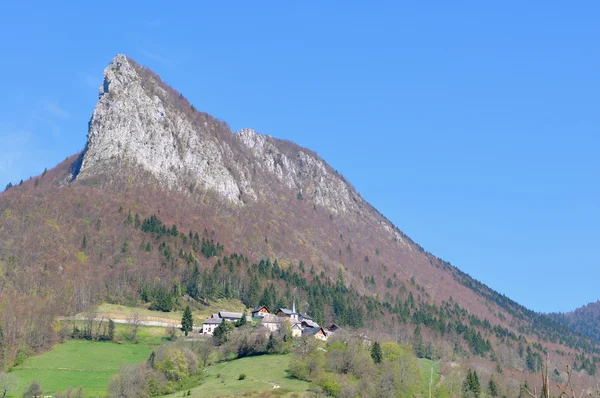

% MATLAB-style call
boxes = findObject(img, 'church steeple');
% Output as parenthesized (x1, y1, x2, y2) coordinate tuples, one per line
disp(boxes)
(292, 300, 296, 313)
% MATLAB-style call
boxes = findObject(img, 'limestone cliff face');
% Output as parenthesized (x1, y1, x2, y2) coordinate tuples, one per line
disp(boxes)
(75, 54, 362, 215)
(76, 55, 243, 202)
(235, 128, 356, 214)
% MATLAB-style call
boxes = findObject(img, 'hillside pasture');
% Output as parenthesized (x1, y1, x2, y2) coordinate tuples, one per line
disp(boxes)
(10, 340, 153, 397)
(162, 354, 310, 398)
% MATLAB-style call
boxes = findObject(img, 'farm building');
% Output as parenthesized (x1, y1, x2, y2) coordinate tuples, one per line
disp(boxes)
(251, 305, 270, 318)
(202, 317, 223, 335)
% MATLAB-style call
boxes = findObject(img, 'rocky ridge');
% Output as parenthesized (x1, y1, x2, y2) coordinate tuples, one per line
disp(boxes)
(74, 55, 362, 216)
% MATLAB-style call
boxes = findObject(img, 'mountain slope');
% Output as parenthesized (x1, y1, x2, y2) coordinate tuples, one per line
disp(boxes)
(550, 301, 600, 343)
(0, 55, 597, 380)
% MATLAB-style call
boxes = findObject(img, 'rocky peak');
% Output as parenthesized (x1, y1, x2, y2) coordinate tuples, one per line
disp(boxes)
(98, 54, 136, 99)
(74, 54, 243, 202)
(73, 54, 362, 215)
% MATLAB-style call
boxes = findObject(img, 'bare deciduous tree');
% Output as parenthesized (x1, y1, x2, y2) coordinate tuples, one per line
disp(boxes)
(107, 364, 151, 398)
(196, 341, 213, 368)
(128, 312, 141, 340)
(523, 355, 599, 398)
(0, 372, 17, 398)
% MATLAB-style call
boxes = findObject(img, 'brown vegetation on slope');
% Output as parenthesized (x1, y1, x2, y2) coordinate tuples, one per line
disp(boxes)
(0, 56, 597, 393)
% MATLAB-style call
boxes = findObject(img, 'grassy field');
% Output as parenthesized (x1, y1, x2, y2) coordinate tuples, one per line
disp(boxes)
(419, 358, 441, 394)
(94, 298, 247, 324)
(10, 340, 153, 397)
(61, 321, 177, 346)
(113, 323, 175, 345)
(162, 355, 309, 398)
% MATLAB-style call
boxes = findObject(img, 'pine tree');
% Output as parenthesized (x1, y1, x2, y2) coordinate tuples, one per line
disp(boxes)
(370, 341, 383, 364)
(235, 311, 247, 327)
(212, 321, 233, 345)
(125, 210, 133, 225)
(413, 325, 424, 357)
(108, 319, 115, 341)
(488, 376, 498, 397)
(266, 333, 276, 353)
(181, 305, 193, 336)
(463, 369, 481, 397)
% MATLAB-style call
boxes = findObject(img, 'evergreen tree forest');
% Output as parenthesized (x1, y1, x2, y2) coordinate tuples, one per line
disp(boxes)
(124, 211, 600, 371)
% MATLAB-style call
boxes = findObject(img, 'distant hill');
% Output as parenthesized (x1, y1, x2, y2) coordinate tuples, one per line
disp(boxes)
(550, 301, 600, 342)
(0, 54, 598, 384)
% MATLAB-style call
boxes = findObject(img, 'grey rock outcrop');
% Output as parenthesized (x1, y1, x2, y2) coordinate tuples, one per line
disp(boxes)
(75, 54, 364, 215)
(76, 54, 243, 202)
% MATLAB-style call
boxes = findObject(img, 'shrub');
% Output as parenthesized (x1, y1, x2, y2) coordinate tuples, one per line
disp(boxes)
(22, 380, 43, 398)
(238, 373, 247, 380)
(155, 348, 189, 381)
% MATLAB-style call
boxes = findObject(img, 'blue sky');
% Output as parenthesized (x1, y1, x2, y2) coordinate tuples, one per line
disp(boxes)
(1, 1, 598, 313)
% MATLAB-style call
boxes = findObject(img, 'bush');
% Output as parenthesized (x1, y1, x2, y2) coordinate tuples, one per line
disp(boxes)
(108, 363, 169, 398)
(318, 374, 341, 396)
(54, 386, 84, 398)
(22, 380, 43, 398)
(238, 373, 247, 380)
(156, 349, 188, 381)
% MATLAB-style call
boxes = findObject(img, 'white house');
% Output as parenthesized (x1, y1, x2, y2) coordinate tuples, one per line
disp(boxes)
(292, 323, 303, 338)
(202, 317, 223, 335)
(260, 315, 301, 334)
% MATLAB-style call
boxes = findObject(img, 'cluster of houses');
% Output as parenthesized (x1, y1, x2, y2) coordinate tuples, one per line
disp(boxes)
(201, 303, 342, 341)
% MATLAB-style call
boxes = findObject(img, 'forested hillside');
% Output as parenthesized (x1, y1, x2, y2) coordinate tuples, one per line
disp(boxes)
(0, 55, 599, 392)
(551, 302, 600, 345)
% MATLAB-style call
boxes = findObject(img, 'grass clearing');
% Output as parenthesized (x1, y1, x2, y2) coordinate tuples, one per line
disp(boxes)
(419, 358, 441, 394)
(93, 298, 248, 324)
(10, 340, 153, 397)
(61, 320, 176, 346)
(161, 354, 309, 398)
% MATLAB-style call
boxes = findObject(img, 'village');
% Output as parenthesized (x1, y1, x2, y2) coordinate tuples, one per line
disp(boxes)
(201, 303, 341, 341)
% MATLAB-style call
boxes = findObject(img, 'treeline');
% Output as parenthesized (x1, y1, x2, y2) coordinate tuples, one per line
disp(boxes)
(128, 211, 573, 375)
(130, 211, 366, 328)
(453, 265, 599, 354)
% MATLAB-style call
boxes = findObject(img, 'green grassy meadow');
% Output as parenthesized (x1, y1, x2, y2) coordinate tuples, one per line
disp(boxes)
(10, 340, 153, 397)
(95, 298, 247, 324)
(419, 358, 441, 394)
(162, 354, 310, 398)
(9, 302, 433, 397)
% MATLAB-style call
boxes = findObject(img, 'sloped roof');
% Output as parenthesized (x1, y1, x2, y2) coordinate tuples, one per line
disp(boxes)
(302, 319, 320, 328)
(203, 318, 223, 325)
(302, 327, 326, 336)
(219, 311, 243, 319)
(261, 315, 301, 325)
(328, 323, 342, 331)
(251, 305, 270, 313)
(277, 308, 293, 315)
